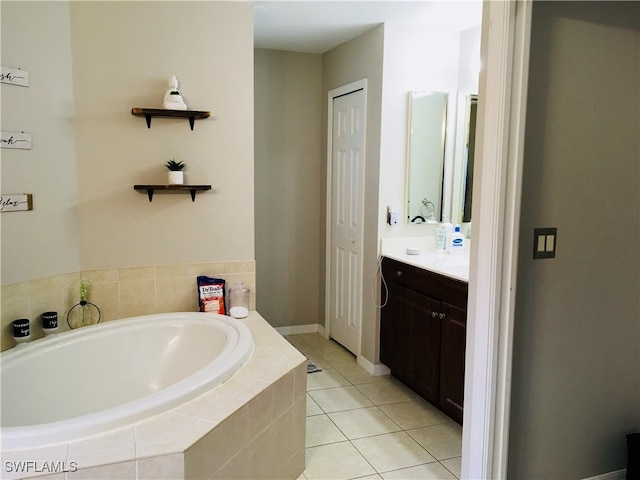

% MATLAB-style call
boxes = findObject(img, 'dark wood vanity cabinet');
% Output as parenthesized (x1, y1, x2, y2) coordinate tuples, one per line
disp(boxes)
(380, 257, 468, 424)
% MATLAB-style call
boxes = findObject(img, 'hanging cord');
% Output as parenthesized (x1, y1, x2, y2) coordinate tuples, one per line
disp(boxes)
(372, 255, 389, 309)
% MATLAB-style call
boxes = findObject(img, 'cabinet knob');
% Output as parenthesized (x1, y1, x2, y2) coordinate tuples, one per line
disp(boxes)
(396, 271, 403, 277)
(431, 311, 438, 318)
(439, 312, 446, 319)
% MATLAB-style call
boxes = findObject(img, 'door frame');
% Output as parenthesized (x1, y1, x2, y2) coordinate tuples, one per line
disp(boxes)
(325, 79, 368, 355)
(462, 1, 532, 478)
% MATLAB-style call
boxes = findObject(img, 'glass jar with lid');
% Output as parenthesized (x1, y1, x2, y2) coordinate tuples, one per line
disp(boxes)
(229, 281, 249, 318)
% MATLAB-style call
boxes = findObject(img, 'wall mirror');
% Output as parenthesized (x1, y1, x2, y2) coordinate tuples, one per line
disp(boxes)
(405, 91, 448, 224)
(449, 91, 478, 226)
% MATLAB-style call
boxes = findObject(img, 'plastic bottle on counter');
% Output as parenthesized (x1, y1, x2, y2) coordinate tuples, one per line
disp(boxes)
(449, 225, 465, 255)
(435, 226, 446, 252)
(441, 214, 454, 252)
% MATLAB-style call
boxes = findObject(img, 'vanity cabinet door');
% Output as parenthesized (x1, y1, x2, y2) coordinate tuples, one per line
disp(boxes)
(380, 258, 415, 372)
(380, 282, 441, 404)
(439, 301, 467, 424)
(380, 281, 403, 373)
(410, 291, 441, 404)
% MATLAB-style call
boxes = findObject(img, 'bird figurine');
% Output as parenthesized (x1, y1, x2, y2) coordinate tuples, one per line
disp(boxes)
(162, 75, 187, 110)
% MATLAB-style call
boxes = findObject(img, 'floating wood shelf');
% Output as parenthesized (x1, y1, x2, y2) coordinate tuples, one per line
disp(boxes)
(131, 108, 210, 130)
(134, 185, 211, 202)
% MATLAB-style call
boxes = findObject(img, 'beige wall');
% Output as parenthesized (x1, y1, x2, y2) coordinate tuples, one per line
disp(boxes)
(509, 2, 640, 477)
(1, 1, 81, 284)
(70, 1, 254, 269)
(254, 49, 323, 328)
(322, 25, 385, 362)
(1, 2, 255, 348)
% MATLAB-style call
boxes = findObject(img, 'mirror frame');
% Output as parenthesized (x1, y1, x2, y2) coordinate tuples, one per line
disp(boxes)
(404, 91, 449, 225)
(449, 87, 478, 226)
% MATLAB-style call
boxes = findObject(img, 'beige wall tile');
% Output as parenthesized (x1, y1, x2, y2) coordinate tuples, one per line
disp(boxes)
(184, 405, 249, 478)
(137, 453, 184, 480)
(190, 263, 225, 277)
(293, 363, 307, 402)
(1, 281, 29, 299)
(1, 263, 255, 350)
(156, 277, 195, 313)
(272, 370, 295, 419)
(1, 287, 32, 351)
(87, 282, 120, 323)
(80, 269, 119, 284)
(246, 382, 275, 434)
(118, 266, 156, 281)
(119, 279, 157, 318)
(208, 446, 251, 480)
(156, 264, 191, 278)
(28, 276, 61, 292)
(223, 260, 255, 274)
(67, 461, 136, 479)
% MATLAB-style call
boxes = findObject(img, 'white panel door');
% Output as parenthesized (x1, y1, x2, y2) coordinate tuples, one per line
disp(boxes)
(328, 88, 366, 355)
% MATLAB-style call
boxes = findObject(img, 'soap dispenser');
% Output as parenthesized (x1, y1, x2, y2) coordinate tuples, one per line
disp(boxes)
(229, 281, 250, 319)
(441, 214, 454, 252)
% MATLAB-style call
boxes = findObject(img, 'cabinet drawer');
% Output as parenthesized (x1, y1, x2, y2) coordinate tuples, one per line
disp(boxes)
(414, 267, 468, 309)
(382, 257, 415, 289)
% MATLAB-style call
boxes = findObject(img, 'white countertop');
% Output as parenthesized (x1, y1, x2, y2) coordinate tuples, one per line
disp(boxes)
(380, 236, 470, 283)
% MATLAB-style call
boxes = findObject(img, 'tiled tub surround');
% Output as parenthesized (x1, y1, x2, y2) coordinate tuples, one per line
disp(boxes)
(1, 311, 307, 480)
(0, 261, 255, 351)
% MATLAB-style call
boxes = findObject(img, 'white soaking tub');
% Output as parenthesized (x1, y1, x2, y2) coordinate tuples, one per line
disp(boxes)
(1, 312, 254, 451)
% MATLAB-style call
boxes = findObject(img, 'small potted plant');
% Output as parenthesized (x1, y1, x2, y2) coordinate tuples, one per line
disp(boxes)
(165, 159, 186, 185)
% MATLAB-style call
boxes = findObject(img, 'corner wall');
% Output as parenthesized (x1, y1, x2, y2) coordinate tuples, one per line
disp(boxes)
(509, 2, 640, 477)
(254, 49, 322, 328)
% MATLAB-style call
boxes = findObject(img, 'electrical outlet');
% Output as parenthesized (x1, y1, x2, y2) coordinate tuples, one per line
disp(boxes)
(533, 228, 557, 259)
(387, 205, 399, 226)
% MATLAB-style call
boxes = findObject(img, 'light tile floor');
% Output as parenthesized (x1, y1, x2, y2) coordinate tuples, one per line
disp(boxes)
(284, 333, 462, 480)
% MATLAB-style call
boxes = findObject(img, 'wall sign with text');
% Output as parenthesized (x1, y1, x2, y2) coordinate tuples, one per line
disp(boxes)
(0, 194, 34, 212)
(1, 66, 30, 87)
(1, 131, 32, 150)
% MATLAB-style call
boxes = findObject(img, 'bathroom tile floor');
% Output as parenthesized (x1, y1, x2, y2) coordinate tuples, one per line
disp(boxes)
(284, 333, 462, 480)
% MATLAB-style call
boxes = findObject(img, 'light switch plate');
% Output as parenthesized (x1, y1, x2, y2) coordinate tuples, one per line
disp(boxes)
(533, 228, 557, 259)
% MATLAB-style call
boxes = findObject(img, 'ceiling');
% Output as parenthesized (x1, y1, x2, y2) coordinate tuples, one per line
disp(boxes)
(253, 1, 483, 54)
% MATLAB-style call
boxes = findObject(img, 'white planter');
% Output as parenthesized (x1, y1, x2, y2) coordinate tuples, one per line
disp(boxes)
(168, 171, 184, 185)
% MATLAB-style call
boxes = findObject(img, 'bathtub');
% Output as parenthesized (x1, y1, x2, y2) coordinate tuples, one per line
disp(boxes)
(1, 312, 254, 451)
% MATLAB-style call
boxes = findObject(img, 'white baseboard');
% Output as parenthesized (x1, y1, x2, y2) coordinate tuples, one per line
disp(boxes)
(357, 355, 391, 377)
(582, 469, 626, 480)
(274, 323, 325, 336)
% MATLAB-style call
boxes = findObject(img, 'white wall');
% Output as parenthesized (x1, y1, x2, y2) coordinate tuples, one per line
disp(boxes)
(379, 23, 461, 241)
(509, 2, 640, 477)
(1, 1, 80, 285)
(254, 49, 322, 328)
